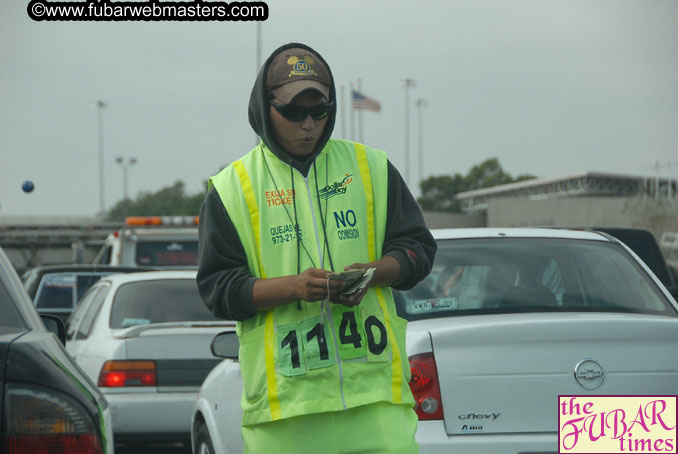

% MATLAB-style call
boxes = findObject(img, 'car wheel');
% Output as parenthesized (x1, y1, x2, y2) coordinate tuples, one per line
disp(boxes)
(194, 423, 215, 454)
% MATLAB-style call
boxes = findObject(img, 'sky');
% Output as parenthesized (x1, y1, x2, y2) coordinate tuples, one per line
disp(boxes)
(1, 0, 677, 217)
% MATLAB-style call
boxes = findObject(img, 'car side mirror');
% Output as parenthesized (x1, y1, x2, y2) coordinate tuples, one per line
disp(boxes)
(211, 331, 239, 359)
(41, 314, 66, 345)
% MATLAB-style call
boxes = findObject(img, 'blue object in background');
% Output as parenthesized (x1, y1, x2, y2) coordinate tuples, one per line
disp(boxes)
(22, 181, 34, 193)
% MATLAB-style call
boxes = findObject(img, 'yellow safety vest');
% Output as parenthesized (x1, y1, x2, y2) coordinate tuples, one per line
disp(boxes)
(210, 139, 413, 426)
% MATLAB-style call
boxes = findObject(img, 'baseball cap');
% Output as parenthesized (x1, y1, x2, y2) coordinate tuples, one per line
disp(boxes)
(266, 47, 331, 104)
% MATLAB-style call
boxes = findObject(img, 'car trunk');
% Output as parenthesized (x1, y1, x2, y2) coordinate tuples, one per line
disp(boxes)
(115, 322, 233, 389)
(427, 313, 678, 435)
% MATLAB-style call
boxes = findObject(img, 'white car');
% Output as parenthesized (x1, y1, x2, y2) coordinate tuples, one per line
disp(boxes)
(93, 216, 199, 267)
(64, 270, 235, 448)
(191, 228, 678, 454)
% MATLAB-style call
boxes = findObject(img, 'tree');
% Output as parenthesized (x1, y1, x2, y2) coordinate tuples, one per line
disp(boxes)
(106, 180, 205, 221)
(417, 158, 536, 212)
(418, 174, 467, 212)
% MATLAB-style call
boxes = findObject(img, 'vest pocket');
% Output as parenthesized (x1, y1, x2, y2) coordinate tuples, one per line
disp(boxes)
(238, 323, 269, 405)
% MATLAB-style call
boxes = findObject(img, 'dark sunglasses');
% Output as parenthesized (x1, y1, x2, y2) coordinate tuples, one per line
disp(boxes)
(270, 101, 333, 122)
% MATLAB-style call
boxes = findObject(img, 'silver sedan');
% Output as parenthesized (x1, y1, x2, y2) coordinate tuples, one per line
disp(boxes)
(191, 228, 678, 454)
(65, 270, 234, 449)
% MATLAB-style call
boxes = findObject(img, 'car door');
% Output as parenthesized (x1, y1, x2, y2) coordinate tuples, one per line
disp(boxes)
(65, 282, 110, 380)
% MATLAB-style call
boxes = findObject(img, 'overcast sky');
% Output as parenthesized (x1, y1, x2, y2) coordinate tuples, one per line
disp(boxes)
(1, 0, 677, 217)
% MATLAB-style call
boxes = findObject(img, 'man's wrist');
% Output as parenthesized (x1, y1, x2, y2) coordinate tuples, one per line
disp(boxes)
(383, 251, 410, 287)
(252, 275, 300, 311)
(370, 256, 400, 287)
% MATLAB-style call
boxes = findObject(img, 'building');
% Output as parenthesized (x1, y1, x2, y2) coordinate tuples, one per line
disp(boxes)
(453, 171, 678, 265)
(0, 216, 121, 274)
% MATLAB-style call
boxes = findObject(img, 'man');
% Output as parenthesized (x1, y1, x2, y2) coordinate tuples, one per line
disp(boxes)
(198, 42, 436, 453)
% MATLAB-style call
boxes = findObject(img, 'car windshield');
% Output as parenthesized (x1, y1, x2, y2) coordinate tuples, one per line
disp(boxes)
(109, 278, 218, 328)
(35, 273, 107, 309)
(36, 275, 75, 309)
(136, 241, 198, 266)
(396, 238, 676, 321)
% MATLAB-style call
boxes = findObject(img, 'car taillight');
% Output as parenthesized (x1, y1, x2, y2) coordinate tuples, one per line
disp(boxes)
(409, 352, 444, 420)
(98, 360, 156, 387)
(3, 385, 102, 454)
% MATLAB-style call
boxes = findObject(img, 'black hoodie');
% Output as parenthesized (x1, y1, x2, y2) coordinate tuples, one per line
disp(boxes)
(248, 42, 337, 177)
(197, 43, 436, 321)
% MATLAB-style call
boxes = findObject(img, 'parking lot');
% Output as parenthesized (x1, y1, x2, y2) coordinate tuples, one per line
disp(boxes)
(3, 1, 678, 451)
(3, 220, 678, 454)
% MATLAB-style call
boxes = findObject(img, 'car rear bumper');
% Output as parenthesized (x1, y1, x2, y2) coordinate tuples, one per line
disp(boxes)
(416, 421, 557, 454)
(104, 390, 197, 439)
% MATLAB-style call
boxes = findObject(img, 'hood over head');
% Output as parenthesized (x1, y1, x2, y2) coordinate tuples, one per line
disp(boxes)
(248, 42, 337, 175)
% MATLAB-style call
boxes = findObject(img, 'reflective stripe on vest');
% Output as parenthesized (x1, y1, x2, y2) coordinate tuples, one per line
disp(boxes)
(355, 143, 404, 404)
(232, 161, 282, 420)
(210, 139, 412, 425)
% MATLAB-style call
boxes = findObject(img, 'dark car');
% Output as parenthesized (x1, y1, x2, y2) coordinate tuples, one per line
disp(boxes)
(1, 247, 114, 453)
(22, 264, 157, 323)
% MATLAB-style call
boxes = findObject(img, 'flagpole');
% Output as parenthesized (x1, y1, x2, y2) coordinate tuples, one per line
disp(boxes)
(357, 78, 363, 143)
(350, 81, 355, 141)
(416, 99, 427, 193)
(401, 78, 417, 187)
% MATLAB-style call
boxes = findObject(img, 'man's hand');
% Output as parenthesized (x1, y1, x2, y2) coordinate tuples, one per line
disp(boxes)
(252, 258, 400, 312)
(329, 263, 373, 307)
(252, 268, 344, 311)
(295, 268, 345, 302)
(344, 259, 401, 287)
(332, 286, 368, 307)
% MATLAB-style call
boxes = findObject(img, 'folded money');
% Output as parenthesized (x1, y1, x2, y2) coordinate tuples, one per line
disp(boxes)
(327, 268, 376, 296)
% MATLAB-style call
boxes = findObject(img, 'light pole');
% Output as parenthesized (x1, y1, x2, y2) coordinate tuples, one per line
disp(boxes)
(668, 161, 678, 201)
(401, 78, 417, 187)
(95, 100, 107, 214)
(416, 98, 427, 191)
(115, 157, 137, 201)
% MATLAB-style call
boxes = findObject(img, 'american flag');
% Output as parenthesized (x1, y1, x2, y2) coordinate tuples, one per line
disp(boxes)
(352, 90, 381, 112)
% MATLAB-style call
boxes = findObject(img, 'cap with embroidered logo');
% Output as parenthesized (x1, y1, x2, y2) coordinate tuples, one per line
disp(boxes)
(266, 47, 331, 104)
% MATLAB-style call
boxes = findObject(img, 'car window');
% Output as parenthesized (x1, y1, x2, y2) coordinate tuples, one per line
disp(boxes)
(110, 278, 217, 328)
(0, 279, 26, 328)
(36, 275, 75, 309)
(135, 241, 198, 266)
(37, 273, 116, 311)
(581, 249, 667, 312)
(598, 229, 674, 287)
(75, 274, 108, 301)
(396, 238, 677, 321)
(67, 284, 102, 340)
(76, 284, 110, 340)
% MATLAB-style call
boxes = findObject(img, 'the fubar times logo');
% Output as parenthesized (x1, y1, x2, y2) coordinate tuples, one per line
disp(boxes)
(559, 396, 677, 453)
